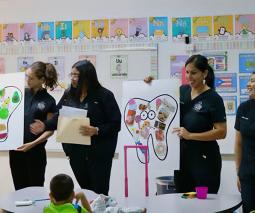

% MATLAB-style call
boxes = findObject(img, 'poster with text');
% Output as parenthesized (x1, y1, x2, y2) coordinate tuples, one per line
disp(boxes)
(239, 53, 255, 73)
(235, 14, 255, 39)
(48, 56, 65, 82)
(55, 21, 72, 40)
(78, 55, 96, 67)
(239, 75, 250, 96)
(129, 18, 148, 41)
(91, 19, 109, 42)
(73, 20, 91, 40)
(110, 55, 128, 79)
(172, 17, 191, 41)
(37, 22, 54, 41)
(213, 15, 233, 39)
(17, 57, 34, 72)
(118, 79, 180, 193)
(192, 16, 212, 40)
(20, 23, 36, 41)
(110, 18, 128, 42)
(170, 55, 189, 81)
(0, 73, 24, 150)
(204, 52, 228, 71)
(215, 73, 237, 93)
(0, 58, 5, 74)
(222, 96, 237, 115)
(3, 23, 20, 42)
(149, 17, 168, 41)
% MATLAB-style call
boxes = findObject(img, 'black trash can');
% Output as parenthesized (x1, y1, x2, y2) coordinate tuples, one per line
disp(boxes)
(156, 176, 176, 195)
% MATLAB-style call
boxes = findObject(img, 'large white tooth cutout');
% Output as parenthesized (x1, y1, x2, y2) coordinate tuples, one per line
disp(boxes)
(124, 94, 178, 164)
(0, 86, 22, 142)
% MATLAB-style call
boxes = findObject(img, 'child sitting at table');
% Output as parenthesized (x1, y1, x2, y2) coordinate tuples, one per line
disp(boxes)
(43, 174, 92, 213)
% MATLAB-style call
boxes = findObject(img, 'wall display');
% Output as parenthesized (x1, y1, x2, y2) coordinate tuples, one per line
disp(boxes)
(110, 55, 128, 79)
(20, 23, 36, 42)
(91, 19, 109, 41)
(37, 22, 55, 41)
(129, 18, 148, 41)
(17, 57, 34, 72)
(55, 21, 72, 40)
(170, 55, 188, 83)
(213, 15, 233, 40)
(239, 53, 255, 73)
(192, 16, 213, 40)
(149, 17, 168, 41)
(0, 73, 24, 150)
(0, 58, 5, 74)
(215, 73, 237, 93)
(73, 20, 91, 40)
(48, 56, 65, 82)
(110, 18, 128, 42)
(222, 96, 237, 115)
(235, 14, 255, 39)
(204, 52, 228, 71)
(239, 75, 250, 96)
(3, 23, 19, 42)
(172, 17, 191, 41)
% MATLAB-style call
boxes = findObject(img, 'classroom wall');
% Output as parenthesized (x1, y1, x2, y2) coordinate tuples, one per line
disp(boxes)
(0, 0, 254, 199)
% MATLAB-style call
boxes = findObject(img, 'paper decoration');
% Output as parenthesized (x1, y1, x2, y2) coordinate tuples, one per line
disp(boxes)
(55, 21, 72, 40)
(235, 14, 255, 39)
(213, 15, 233, 39)
(239, 75, 250, 96)
(17, 57, 34, 72)
(91, 19, 109, 41)
(20, 23, 36, 41)
(204, 52, 228, 71)
(170, 55, 189, 80)
(149, 17, 168, 41)
(48, 56, 65, 82)
(73, 20, 91, 40)
(215, 73, 237, 93)
(129, 18, 148, 41)
(110, 19, 128, 42)
(110, 55, 128, 79)
(0, 73, 24, 150)
(239, 53, 255, 73)
(192, 16, 213, 40)
(172, 17, 191, 41)
(37, 22, 54, 41)
(222, 96, 237, 115)
(3, 23, 20, 42)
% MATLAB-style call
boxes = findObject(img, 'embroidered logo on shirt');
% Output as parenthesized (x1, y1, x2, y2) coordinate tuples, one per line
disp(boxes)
(241, 116, 248, 120)
(37, 102, 46, 111)
(193, 101, 202, 112)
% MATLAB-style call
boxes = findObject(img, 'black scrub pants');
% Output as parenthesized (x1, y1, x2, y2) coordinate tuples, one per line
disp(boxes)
(69, 151, 113, 195)
(9, 148, 47, 190)
(176, 142, 222, 193)
(240, 174, 255, 213)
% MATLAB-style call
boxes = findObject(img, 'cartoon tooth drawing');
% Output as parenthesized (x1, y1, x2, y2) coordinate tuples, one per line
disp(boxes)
(0, 86, 22, 142)
(124, 94, 178, 163)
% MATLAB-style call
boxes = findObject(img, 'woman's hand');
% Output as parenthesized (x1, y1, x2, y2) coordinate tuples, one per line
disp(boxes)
(79, 125, 98, 137)
(16, 142, 36, 152)
(144, 76, 154, 84)
(172, 127, 192, 140)
(30, 119, 45, 135)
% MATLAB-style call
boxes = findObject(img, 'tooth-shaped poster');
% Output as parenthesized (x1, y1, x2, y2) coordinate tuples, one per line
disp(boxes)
(0, 73, 24, 150)
(118, 79, 180, 194)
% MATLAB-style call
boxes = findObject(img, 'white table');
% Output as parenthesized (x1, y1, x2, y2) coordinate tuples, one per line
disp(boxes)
(0, 187, 242, 213)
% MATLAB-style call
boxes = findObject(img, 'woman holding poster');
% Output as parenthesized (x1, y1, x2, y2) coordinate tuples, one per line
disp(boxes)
(235, 71, 255, 213)
(9, 61, 58, 190)
(145, 54, 227, 194)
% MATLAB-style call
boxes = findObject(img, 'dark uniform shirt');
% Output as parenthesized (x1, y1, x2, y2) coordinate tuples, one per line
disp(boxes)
(180, 85, 226, 147)
(235, 99, 255, 177)
(24, 88, 56, 148)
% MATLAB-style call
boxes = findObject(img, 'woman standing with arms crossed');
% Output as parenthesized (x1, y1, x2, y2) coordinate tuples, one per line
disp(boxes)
(9, 61, 58, 190)
(235, 72, 255, 213)
(145, 54, 227, 193)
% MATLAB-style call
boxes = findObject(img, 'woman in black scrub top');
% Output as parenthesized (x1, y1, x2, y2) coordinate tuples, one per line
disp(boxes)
(235, 72, 255, 213)
(172, 54, 227, 193)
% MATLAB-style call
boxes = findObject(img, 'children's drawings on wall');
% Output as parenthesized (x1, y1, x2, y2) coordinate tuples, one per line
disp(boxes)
(149, 17, 168, 41)
(0, 73, 24, 150)
(235, 14, 255, 39)
(120, 79, 180, 172)
(73, 20, 91, 41)
(3, 23, 19, 42)
(172, 17, 191, 41)
(37, 22, 54, 41)
(192, 16, 213, 40)
(20, 23, 36, 42)
(78, 55, 96, 67)
(129, 18, 148, 41)
(55, 21, 72, 40)
(91, 19, 109, 42)
(213, 15, 233, 40)
(110, 19, 128, 42)
(17, 57, 34, 72)
(239, 53, 255, 73)
(110, 55, 128, 79)
(0, 58, 5, 74)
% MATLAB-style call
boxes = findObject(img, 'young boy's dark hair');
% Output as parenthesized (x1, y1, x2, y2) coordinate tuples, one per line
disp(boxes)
(50, 174, 74, 201)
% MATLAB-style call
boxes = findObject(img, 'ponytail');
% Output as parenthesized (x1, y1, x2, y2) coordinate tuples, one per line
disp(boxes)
(205, 65, 215, 89)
